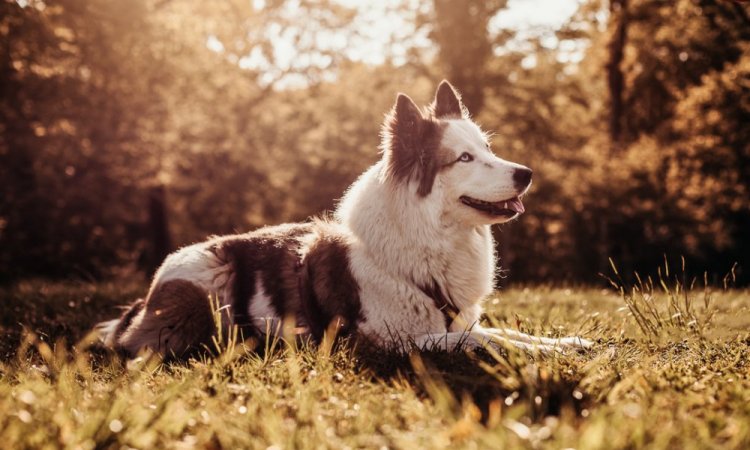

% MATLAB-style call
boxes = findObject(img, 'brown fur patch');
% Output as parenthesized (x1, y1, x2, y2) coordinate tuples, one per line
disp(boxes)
(207, 223, 313, 337)
(419, 278, 459, 329)
(299, 220, 362, 342)
(382, 94, 448, 197)
(206, 220, 362, 344)
(117, 279, 215, 358)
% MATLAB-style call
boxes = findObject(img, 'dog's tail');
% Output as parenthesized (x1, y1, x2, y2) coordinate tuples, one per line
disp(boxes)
(95, 298, 146, 348)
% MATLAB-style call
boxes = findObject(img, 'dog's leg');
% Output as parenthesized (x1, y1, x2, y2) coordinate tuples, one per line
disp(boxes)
(412, 331, 561, 354)
(481, 327, 593, 350)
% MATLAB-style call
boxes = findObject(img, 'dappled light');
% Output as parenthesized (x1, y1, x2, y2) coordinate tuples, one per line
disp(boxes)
(1, 0, 748, 284)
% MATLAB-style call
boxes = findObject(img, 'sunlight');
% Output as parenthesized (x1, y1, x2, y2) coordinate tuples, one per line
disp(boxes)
(493, 0, 582, 29)
(227, 0, 583, 87)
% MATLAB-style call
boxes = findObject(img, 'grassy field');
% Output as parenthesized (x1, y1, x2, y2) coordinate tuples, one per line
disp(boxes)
(1, 276, 749, 449)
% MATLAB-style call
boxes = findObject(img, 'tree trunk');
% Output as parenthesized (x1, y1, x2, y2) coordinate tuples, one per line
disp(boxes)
(607, 0, 629, 145)
(601, 0, 629, 275)
(146, 185, 172, 276)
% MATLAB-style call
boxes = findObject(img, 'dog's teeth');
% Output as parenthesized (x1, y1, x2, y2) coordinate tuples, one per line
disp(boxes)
(503, 201, 508, 209)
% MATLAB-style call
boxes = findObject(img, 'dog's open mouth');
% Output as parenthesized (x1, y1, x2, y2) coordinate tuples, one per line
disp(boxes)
(459, 195, 525, 217)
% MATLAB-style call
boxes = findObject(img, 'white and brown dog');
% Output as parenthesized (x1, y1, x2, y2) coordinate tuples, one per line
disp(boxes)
(98, 81, 592, 358)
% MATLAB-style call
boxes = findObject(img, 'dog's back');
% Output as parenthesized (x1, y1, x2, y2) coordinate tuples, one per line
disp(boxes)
(101, 221, 362, 357)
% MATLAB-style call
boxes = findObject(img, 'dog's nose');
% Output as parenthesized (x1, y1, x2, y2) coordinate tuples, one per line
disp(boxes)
(513, 167, 533, 189)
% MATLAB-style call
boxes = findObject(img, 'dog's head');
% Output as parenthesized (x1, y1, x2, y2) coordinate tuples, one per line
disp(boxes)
(381, 80, 532, 225)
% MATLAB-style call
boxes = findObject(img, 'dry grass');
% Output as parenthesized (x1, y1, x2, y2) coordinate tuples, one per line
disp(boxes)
(0, 278, 749, 449)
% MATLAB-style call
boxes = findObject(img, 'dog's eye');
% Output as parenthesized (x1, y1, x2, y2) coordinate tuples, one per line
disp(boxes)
(458, 152, 474, 162)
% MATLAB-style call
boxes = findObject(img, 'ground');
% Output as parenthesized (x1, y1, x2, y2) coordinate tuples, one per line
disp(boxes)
(0, 278, 748, 449)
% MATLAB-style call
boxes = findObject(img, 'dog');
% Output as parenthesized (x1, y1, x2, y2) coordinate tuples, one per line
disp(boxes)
(98, 80, 592, 358)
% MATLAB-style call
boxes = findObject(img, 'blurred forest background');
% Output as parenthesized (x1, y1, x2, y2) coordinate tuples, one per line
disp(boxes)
(1, 0, 748, 285)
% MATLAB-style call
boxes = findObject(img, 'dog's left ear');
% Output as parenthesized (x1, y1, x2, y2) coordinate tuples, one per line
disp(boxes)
(431, 80, 467, 119)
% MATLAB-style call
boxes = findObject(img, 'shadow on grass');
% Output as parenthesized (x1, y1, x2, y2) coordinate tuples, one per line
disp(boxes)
(0, 280, 143, 360)
(353, 344, 592, 424)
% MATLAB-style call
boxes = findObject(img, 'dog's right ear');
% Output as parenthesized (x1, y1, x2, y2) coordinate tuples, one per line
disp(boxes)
(383, 93, 426, 155)
(382, 93, 442, 196)
(393, 93, 424, 143)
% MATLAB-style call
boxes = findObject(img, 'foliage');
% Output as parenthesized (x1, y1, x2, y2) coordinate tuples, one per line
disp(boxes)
(0, 0, 748, 283)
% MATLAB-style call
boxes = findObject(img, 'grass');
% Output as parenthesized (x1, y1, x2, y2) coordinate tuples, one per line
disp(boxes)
(0, 276, 749, 449)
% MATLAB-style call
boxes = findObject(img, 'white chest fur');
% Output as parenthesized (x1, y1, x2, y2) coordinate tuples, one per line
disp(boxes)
(336, 164, 496, 341)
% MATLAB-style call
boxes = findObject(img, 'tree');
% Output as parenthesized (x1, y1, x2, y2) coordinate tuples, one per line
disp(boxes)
(427, 0, 509, 114)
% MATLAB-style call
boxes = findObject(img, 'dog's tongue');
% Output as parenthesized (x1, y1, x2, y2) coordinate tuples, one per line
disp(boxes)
(505, 197, 525, 214)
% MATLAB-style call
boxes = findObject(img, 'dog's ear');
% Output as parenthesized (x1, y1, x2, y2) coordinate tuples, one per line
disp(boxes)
(382, 93, 442, 196)
(431, 80, 466, 119)
(384, 93, 426, 154)
(393, 93, 424, 141)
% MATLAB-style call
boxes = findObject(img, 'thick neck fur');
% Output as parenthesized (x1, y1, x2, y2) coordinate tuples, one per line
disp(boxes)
(335, 161, 495, 311)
